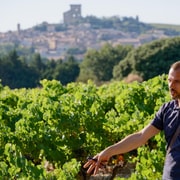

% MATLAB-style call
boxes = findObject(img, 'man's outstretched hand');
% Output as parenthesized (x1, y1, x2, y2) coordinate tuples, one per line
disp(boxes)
(83, 155, 108, 175)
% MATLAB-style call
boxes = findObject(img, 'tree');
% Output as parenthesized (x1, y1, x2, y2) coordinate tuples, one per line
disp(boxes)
(78, 43, 132, 83)
(113, 51, 134, 81)
(42, 60, 57, 80)
(29, 53, 46, 81)
(0, 50, 38, 88)
(113, 37, 180, 81)
(54, 56, 80, 85)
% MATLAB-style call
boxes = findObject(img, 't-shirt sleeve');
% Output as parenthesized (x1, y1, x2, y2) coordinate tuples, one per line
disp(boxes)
(151, 104, 165, 131)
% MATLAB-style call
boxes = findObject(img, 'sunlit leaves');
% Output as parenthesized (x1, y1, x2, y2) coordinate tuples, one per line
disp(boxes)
(0, 75, 169, 179)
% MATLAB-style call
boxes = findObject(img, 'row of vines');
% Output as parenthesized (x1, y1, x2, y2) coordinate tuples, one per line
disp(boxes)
(0, 74, 170, 179)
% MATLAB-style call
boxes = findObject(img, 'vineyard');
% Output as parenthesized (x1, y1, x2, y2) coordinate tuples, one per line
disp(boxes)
(0, 75, 170, 179)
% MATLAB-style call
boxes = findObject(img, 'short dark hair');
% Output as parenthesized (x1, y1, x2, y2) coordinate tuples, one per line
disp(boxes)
(170, 61, 180, 71)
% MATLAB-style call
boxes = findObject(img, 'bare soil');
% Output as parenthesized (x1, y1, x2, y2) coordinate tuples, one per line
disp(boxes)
(80, 162, 136, 180)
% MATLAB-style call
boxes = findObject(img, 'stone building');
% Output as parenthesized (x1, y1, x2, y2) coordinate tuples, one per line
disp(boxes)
(63, 4, 82, 25)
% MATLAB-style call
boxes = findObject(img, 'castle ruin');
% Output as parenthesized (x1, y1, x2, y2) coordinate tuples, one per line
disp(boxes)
(63, 4, 82, 25)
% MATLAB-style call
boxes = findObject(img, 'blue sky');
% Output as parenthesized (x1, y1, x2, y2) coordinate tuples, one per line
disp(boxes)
(0, 0, 180, 32)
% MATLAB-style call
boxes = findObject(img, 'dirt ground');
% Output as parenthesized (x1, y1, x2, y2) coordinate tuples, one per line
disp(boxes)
(80, 162, 136, 180)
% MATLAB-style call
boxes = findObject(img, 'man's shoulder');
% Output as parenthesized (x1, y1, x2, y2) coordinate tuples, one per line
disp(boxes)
(162, 100, 177, 110)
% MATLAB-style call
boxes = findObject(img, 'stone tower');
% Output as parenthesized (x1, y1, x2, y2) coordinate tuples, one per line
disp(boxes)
(17, 23, 21, 33)
(63, 4, 82, 25)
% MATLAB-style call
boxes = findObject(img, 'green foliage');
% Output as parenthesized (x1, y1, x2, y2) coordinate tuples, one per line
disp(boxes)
(114, 37, 180, 81)
(33, 22, 47, 32)
(54, 24, 68, 32)
(51, 159, 81, 180)
(78, 43, 132, 83)
(151, 23, 180, 33)
(0, 50, 39, 88)
(0, 50, 80, 88)
(1, 143, 46, 179)
(67, 47, 86, 56)
(130, 144, 165, 180)
(0, 74, 170, 179)
(53, 56, 80, 85)
(82, 15, 152, 34)
(1, 37, 180, 88)
(0, 43, 35, 57)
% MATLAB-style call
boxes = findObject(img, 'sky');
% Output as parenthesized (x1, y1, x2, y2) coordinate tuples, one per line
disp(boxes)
(0, 0, 180, 32)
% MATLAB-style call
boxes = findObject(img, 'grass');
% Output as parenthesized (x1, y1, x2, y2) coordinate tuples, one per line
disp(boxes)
(150, 23, 180, 32)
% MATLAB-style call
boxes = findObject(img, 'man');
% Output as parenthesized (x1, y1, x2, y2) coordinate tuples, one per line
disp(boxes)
(84, 61, 180, 179)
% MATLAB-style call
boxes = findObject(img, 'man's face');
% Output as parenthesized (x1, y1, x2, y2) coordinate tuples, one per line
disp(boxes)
(168, 68, 180, 100)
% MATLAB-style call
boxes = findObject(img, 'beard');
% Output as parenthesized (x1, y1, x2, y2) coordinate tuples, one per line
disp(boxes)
(170, 88, 180, 100)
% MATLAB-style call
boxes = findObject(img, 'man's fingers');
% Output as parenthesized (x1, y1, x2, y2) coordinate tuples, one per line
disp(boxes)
(83, 161, 92, 168)
(93, 164, 99, 175)
(83, 155, 108, 175)
(83, 157, 96, 168)
(86, 161, 96, 174)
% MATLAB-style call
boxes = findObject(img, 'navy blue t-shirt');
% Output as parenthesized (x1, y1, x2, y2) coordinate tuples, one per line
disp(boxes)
(151, 100, 180, 180)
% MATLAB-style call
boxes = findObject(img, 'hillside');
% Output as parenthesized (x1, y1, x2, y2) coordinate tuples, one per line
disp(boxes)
(151, 23, 180, 32)
(0, 15, 180, 60)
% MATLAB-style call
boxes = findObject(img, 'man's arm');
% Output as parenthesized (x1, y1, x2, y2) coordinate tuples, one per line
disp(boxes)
(84, 124, 160, 174)
(105, 124, 160, 156)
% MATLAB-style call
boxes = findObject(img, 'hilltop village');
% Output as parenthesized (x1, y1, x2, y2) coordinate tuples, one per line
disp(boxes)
(0, 4, 173, 60)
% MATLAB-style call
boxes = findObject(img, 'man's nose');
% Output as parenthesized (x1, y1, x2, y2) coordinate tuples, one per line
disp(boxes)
(169, 81, 175, 88)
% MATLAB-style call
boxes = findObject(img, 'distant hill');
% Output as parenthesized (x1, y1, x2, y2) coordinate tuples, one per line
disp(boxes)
(150, 23, 180, 32)
(150, 23, 180, 36)
(0, 15, 180, 60)
(32, 15, 180, 36)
